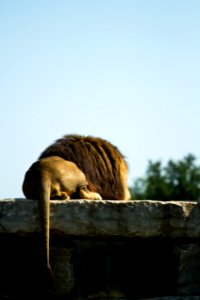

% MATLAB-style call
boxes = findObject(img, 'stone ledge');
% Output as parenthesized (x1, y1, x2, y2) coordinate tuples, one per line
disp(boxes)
(0, 199, 200, 238)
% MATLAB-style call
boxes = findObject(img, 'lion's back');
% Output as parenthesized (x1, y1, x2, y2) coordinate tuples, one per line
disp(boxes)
(39, 134, 129, 200)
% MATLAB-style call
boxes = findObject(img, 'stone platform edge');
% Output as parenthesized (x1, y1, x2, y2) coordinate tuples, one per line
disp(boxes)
(0, 198, 199, 238)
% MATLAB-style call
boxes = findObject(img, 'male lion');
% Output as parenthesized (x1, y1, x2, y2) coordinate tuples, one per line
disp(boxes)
(39, 134, 130, 200)
(22, 156, 101, 283)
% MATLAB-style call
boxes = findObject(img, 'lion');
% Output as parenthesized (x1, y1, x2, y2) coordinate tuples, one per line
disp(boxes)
(22, 155, 102, 284)
(39, 134, 130, 200)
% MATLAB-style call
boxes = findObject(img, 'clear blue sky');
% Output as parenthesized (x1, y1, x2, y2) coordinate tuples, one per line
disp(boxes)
(1, 0, 200, 198)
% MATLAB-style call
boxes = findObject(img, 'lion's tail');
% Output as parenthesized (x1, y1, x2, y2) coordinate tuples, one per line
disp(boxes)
(38, 174, 53, 284)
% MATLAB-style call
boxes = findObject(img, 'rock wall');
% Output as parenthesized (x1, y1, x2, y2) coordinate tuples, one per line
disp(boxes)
(0, 199, 200, 299)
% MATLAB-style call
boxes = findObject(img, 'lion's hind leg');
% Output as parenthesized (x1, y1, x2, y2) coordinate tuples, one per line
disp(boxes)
(51, 188, 70, 200)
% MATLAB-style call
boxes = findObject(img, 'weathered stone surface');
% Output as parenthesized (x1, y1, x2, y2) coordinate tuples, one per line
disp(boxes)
(0, 199, 200, 298)
(49, 247, 74, 294)
(177, 244, 200, 296)
(0, 199, 199, 238)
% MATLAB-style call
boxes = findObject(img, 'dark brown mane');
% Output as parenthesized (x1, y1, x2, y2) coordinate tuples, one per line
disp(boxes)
(39, 134, 129, 200)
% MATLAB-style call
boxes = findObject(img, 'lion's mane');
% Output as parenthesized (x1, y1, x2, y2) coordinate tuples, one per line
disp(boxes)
(39, 134, 130, 200)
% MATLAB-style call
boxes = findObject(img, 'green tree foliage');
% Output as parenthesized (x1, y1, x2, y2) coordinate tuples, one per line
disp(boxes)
(130, 154, 200, 201)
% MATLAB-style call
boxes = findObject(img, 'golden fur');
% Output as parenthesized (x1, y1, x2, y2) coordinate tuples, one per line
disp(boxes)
(39, 134, 130, 200)
(22, 156, 101, 283)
